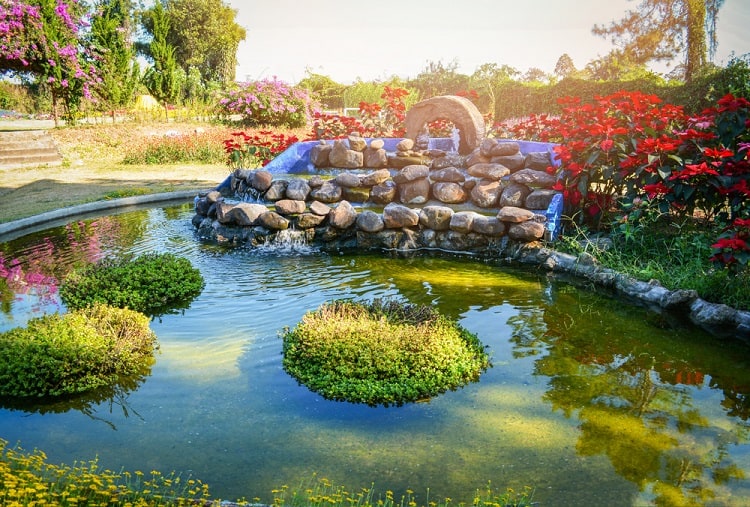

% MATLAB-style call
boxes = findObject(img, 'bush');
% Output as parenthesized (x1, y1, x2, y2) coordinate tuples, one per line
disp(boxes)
(60, 253, 204, 316)
(281, 299, 491, 406)
(0, 304, 157, 397)
(218, 78, 318, 128)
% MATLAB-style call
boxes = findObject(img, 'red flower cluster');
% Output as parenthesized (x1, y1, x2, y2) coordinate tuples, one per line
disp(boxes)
(224, 130, 299, 169)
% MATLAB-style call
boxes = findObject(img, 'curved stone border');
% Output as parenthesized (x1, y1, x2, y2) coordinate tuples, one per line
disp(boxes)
(404, 95, 486, 155)
(0, 190, 199, 241)
(510, 243, 750, 341)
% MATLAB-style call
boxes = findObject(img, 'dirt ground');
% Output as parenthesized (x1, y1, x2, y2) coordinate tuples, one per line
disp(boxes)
(0, 122, 232, 223)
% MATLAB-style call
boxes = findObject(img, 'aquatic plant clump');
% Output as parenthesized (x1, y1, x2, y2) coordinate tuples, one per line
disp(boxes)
(60, 252, 205, 316)
(281, 299, 491, 406)
(0, 304, 157, 398)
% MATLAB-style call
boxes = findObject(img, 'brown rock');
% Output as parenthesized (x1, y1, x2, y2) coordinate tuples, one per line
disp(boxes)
(419, 205, 454, 231)
(450, 211, 481, 233)
(432, 182, 467, 204)
(467, 163, 510, 180)
(363, 147, 388, 168)
(264, 180, 288, 201)
(258, 211, 289, 230)
(370, 181, 397, 204)
(430, 166, 465, 183)
(491, 153, 526, 172)
(329, 200, 358, 229)
(510, 168, 557, 188)
(508, 221, 545, 241)
(369, 138, 385, 149)
(348, 134, 367, 152)
(309, 200, 331, 216)
(393, 164, 430, 183)
(471, 215, 505, 236)
(342, 187, 371, 203)
(285, 178, 311, 201)
(525, 189, 559, 210)
(470, 179, 503, 208)
(398, 178, 431, 205)
(396, 138, 414, 151)
(524, 152, 553, 171)
(356, 210, 385, 232)
(309, 142, 332, 167)
(497, 206, 536, 223)
(361, 168, 391, 186)
(499, 182, 532, 208)
(335, 172, 362, 188)
(297, 212, 326, 228)
(329, 139, 363, 168)
(309, 181, 342, 203)
(490, 141, 520, 157)
(250, 170, 273, 192)
(275, 199, 306, 215)
(383, 202, 419, 228)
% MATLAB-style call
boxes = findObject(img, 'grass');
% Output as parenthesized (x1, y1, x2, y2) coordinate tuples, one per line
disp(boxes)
(557, 215, 750, 311)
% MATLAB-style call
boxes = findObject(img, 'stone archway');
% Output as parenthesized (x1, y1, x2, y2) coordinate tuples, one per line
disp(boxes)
(404, 95, 485, 155)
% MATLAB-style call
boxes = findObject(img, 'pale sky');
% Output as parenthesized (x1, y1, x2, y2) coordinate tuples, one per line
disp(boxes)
(228, 0, 750, 85)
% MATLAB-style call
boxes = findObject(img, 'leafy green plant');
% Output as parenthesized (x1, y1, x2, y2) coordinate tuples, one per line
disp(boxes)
(122, 131, 228, 165)
(0, 304, 156, 398)
(218, 78, 318, 128)
(60, 252, 204, 316)
(281, 298, 491, 406)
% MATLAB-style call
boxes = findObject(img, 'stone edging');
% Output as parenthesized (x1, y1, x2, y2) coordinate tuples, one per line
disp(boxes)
(510, 243, 750, 341)
(0, 190, 199, 240)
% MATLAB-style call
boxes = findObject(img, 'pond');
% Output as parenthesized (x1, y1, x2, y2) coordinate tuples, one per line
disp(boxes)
(1, 203, 750, 506)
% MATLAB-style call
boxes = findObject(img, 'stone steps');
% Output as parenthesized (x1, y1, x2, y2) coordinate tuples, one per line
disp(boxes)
(0, 130, 62, 169)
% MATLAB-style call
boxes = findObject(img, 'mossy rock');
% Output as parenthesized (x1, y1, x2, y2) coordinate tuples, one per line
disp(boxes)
(281, 299, 491, 406)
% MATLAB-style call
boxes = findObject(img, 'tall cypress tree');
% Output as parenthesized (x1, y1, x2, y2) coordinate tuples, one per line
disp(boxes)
(142, 1, 179, 120)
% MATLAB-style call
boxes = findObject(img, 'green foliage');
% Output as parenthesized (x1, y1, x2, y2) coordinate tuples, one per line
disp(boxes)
(60, 253, 204, 316)
(89, 0, 140, 118)
(281, 299, 491, 406)
(218, 78, 318, 128)
(142, 2, 181, 119)
(298, 71, 348, 110)
(0, 304, 156, 397)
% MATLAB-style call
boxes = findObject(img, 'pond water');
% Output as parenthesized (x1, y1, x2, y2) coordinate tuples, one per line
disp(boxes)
(1, 204, 750, 506)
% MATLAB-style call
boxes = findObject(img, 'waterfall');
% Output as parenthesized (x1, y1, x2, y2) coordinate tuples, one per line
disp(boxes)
(450, 127, 461, 153)
(255, 228, 318, 255)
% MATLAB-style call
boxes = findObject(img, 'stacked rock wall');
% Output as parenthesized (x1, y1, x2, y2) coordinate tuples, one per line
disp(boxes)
(193, 136, 562, 253)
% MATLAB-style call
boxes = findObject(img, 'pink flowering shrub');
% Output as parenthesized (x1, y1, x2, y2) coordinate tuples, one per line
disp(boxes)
(218, 78, 319, 128)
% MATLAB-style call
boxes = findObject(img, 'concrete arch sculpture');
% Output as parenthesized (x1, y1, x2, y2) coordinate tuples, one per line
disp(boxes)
(404, 95, 486, 155)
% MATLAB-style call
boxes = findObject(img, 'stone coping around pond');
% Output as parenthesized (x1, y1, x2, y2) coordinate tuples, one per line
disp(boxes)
(0, 190, 200, 242)
(511, 243, 750, 342)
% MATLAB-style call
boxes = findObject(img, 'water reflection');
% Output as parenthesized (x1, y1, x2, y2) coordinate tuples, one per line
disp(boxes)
(0, 206, 749, 505)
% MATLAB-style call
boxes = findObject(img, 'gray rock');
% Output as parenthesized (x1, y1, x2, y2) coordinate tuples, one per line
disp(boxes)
(370, 181, 397, 204)
(393, 164, 430, 184)
(297, 212, 326, 228)
(419, 205, 454, 231)
(491, 153, 526, 172)
(335, 172, 362, 188)
(309, 142, 332, 167)
(309, 181, 342, 203)
(229, 202, 268, 225)
(258, 211, 289, 230)
(510, 168, 557, 188)
(660, 289, 699, 310)
(508, 221, 545, 241)
(431, 152, 464, 170)
(274, 199, 306, 215)
(329, 139, 363, 168)
(361, 168, 391, 186)
(205, 190, 222, 203)
(430, 166, 465, 183)
(215, 201, 235, 223)
(363, 147, 388, 168)
(524, 189, 558, 209)
(450, 211, 481, 233)
(356, 210, 385, 232)
(497, 206, 536, 223)
(348, 134, 367, 152)
(398, 178, 431, 205)
(250, 170, 273, 192)
(396, 138, 414, 151)
(470, 179, 503, 208)
(472, 215, 505, 236)
(465, 149, 491, 167)
(309, 200, 331, 216)
(264, 180, 288, 201)
(467, 163, 510, 180)
(285, 178, 311, 201)
(479, 138, 497, 157)
(308, 175, 325, 188)
(369, 138, 385, 149)
(524, 152, 553, 171)
(690, 299, 738, 328)
(490, 141, 520, 157)
(329, 200, 358, 229)
(383, 202, 419, 228)
(499, 183, 532, 208)
(432, 181, 467, 204)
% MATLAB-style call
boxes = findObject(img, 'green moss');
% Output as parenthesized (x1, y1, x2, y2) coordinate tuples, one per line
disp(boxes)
(0, 304, 157, 398)
(60, 252, 205, 316)
(281, 299, 491, 406)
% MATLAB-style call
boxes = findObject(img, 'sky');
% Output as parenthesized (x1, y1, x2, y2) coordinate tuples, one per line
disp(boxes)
(227, 0, 750, 85)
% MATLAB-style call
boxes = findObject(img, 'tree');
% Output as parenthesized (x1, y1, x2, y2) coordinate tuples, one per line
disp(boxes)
(409, 59, 470, 99)
(522, 67, 550, 83)
(89, 0, 140, 121)
(554, 54, 577, 79)
(592, 0, 726, 82)
(158, 0, 245, 85)
(469, 63, 520, 116)
(0, 0, 96, 125)
(142, 1, 179, 120)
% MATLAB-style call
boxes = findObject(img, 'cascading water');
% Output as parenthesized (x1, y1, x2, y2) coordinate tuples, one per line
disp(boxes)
(255, 227, 318, 255)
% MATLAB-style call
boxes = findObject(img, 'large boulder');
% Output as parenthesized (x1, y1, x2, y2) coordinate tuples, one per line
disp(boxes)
(404, 95, 485, 155)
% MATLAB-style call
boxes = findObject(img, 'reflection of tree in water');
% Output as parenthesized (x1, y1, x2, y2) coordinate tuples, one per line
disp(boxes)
(0, 368, 151, 430)
(507, 281, 750, 505)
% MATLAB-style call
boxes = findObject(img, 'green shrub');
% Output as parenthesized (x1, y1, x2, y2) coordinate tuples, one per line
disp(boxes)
(281, 299, 491, 406)
(60, 253, 204, 316)
(0, 304, 157, 398)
